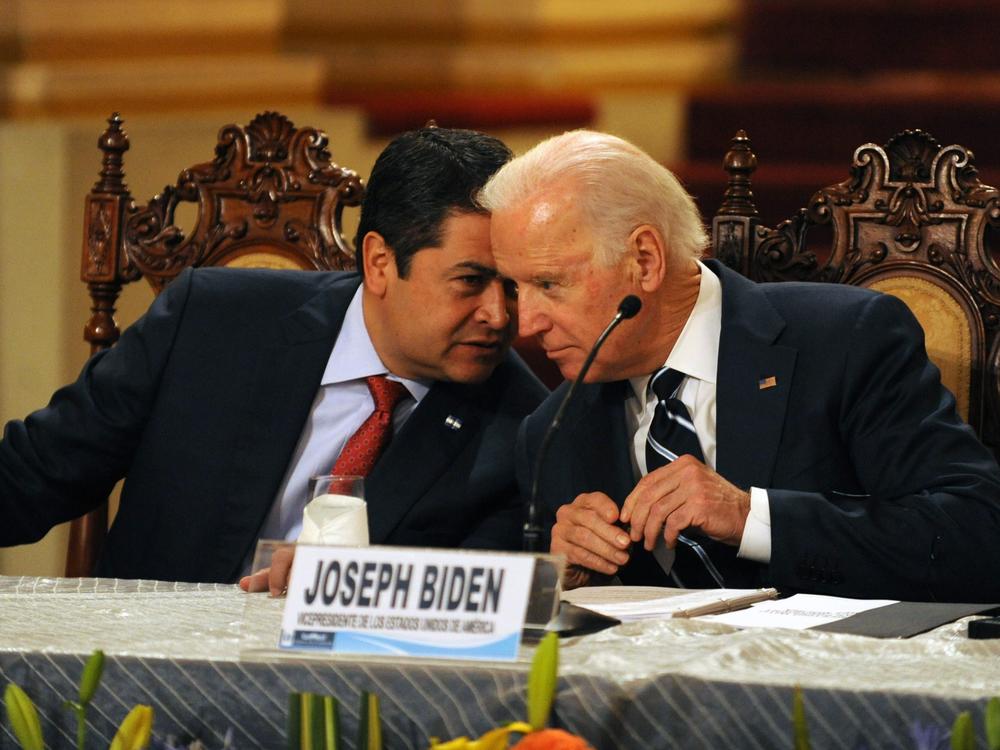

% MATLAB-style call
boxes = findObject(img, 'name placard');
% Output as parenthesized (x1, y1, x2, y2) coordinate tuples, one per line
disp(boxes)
(278, 545, 536, 661)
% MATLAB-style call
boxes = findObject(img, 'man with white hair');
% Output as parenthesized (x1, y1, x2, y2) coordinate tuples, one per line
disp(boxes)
(482, 129, 1000, 601)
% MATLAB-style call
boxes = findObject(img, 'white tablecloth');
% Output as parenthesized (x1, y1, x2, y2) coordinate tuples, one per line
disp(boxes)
(1, 576, 998, 749)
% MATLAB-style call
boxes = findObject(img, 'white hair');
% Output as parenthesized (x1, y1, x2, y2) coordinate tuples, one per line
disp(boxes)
(479, 130, 707, 266)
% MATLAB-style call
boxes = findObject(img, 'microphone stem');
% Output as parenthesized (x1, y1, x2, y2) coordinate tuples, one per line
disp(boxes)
(524, 310, 627, 551)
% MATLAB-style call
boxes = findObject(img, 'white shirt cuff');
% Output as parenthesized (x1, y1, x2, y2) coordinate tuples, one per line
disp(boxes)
(737, 486, 772, 563)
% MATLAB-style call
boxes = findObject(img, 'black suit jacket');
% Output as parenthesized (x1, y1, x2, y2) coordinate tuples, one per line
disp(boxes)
(0, 268, 547, 582)
(518, 260, 1000, 601)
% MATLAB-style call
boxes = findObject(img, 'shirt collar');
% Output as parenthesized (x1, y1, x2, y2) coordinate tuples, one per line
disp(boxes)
(628, 259, 722, 400)
(322, 286, 431, 402)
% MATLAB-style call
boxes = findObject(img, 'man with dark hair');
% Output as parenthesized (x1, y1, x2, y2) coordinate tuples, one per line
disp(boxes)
(354, 128, 511, 277)
(0, 127, 547, 583)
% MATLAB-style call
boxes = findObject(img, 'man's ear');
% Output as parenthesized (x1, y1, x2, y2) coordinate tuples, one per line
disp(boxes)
(628, 224, 667, 292)
(361, 231, 397, 296)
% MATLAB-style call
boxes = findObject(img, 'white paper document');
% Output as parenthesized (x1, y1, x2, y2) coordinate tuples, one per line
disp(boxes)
(561, 586, 779, 621)
(705, 593, 897, 630)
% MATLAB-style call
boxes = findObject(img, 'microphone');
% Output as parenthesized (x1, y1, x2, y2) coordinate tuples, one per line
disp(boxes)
(523, 295, 642, 552)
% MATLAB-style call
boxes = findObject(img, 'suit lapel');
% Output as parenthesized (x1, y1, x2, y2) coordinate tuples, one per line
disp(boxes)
(365, 380, 481, 542)
(212, 274, 361, 579)
(560, 381, 635, 506)
(709, 261, 797, 490)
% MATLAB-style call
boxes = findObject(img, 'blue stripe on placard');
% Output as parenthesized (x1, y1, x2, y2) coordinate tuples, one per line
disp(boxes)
(333, 631, 521, 660)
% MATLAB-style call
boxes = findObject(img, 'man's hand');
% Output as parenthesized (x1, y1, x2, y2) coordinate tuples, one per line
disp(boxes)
(238, 545, 296, 596)
(550, 492, 632, 589)
(620, 455, 750, 551)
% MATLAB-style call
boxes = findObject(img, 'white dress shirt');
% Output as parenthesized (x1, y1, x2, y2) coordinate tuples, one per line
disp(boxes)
(624, 261, 772, 565)
(252, 287, 430, 548)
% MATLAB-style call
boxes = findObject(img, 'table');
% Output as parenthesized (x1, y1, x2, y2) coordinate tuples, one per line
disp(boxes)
(1, 576, 999, 749)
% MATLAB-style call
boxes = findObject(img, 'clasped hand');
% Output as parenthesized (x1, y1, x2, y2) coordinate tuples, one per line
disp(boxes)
(549, 455, 751, 588)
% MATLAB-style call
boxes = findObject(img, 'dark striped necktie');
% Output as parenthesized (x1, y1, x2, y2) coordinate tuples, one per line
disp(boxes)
(644, 366, 726, 588)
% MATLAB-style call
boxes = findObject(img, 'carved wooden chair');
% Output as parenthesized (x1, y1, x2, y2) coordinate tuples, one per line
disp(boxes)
(712, 129, 1000, 461)
(71, 111, 364, 576)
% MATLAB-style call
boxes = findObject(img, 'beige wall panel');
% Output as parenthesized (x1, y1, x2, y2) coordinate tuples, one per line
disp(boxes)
(595, 91, 686, 166)
(288, 0, 738, 92)
(0, 122, 73, 576)
(4, 55, 326, 118)
(12, 0, 284, 35)
(309, 37, 735, 92)
(6, 0, 285, 60)
(290, 0, 737, 33)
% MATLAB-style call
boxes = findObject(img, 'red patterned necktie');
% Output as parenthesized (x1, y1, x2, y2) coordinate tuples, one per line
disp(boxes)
(330, 375, 408, 476)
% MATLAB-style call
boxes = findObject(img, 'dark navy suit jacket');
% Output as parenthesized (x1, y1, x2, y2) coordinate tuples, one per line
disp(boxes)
(0, 268, 547, 582)
(518, 260, 1000, 601)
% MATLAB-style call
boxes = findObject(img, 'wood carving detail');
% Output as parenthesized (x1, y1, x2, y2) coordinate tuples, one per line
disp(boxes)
(752, 212, 823, 283)
(726, 131, 1000, 296)
(121, 112, 364, 290)
(713, 219, 747, 275)
(713, 128, 1000, 457)
(718, 130, 759, 218)
(85, 199, 115, 277)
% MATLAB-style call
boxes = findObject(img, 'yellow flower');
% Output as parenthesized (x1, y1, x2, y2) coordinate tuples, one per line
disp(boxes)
(110, 704, 154, 750)
(430, 721, 534, 750)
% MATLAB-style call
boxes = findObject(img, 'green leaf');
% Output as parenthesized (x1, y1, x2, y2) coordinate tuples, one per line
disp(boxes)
(287, 693, 303, 750)
(62, 700, 86, 750)
(322, 695, 340, 750)
(4, 684, 44, 750)
(527, 632, 558, 731)
(289, 692, 339, 750)
(310, 694, 325, 750)
(300, 693, 319, 750)
(792, 686, 810, 750)
(78, 650, 105, 704)
(952, 711, 975, 750)
(986, 697, 1000, 750)
(358, 691, 382, 750)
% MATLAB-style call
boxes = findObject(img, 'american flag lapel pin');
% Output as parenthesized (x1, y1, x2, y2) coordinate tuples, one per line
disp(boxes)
(758, 375, 777, 390)
(444, 415, 463, 431)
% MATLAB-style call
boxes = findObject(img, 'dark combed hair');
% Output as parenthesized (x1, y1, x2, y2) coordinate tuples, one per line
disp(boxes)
(354, 127, 513, 277)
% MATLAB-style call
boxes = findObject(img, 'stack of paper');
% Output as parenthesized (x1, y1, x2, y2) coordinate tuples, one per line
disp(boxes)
(561, 586, 779, 622)
(704, 594, 895, 629)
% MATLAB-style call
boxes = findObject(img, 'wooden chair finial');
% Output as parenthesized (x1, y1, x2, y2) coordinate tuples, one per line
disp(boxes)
(718, 129, 759, 218)
(93, 113, 130, 195)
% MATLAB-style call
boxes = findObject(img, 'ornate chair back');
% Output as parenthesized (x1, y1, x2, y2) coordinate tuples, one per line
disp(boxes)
(712, 129, 1000, 461)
